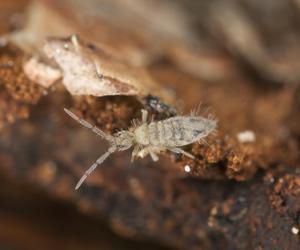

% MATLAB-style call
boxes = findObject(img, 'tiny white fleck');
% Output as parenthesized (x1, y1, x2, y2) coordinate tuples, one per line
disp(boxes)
(64, 43, 69, 49)
(237, 130, 256, 143)
(291, 227, 299, 235)
(184, 165, 191, 172)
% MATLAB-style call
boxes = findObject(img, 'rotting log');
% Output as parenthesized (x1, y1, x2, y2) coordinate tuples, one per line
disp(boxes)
(0, 0, 299, 249)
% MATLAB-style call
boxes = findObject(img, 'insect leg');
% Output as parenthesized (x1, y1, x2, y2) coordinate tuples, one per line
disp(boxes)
(141, 109, 148, 123)
(75, 146, 116, 190)
(149, 149, 159, 162)
(136, 146, 159, 161)
(71, 34, 81, 53)
(64, 108, 114, 142)
(168, 148, 195, 159)
(131, 145, 140, 162)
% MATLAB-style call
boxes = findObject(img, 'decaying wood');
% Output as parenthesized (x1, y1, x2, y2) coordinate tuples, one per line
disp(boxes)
(0, 0, 300, 250)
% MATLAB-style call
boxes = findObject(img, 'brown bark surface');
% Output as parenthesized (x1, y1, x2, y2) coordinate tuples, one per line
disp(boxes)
(0, 1, 299, 249)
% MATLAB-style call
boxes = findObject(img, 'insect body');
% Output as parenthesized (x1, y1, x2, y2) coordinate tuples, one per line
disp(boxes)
(64, 108, 217, 190)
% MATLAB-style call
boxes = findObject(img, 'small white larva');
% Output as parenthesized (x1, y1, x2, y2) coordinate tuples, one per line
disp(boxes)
(64, 108, 217, 190)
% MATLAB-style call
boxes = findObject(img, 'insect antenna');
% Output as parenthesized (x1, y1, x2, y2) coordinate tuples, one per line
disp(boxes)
(64, 108, 114, 142)
(75, 146, 116, 190)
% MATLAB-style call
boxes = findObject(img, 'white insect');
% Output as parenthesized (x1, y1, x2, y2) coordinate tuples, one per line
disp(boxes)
(64, 108, 217, 190)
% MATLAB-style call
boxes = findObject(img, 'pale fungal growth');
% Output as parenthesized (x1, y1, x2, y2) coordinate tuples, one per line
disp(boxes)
(64, 108, 217, 190)
(44, 35, 173, 101)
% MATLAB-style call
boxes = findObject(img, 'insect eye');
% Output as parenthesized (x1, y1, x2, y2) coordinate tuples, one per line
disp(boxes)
(115, 131, 123, 137)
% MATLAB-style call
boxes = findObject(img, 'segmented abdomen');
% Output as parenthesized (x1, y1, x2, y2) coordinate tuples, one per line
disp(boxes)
(147, 116, 216, 147)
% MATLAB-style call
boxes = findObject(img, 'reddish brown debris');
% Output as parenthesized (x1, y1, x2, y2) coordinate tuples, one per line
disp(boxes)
(0, 43, 45, 103)
(0, 43, 46, 129)
(0, 89, 29, 130)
